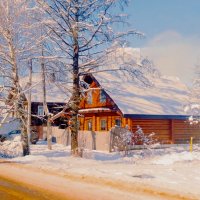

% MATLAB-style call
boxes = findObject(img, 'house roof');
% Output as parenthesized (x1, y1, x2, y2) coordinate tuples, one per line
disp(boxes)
(20, 74, 71, 103)
(94, 71, 189, 116)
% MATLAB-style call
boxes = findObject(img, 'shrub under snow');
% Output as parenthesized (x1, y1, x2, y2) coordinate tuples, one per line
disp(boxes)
(0, 135, 23, 158)
(132, 126, 158, 146)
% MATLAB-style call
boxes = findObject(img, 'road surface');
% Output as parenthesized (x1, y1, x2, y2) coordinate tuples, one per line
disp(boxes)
(0, 160, 197, 200)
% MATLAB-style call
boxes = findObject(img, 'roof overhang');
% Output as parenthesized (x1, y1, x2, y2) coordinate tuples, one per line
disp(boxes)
(123, 114, 190, 120)
(31, 102, 66, 105)
(79, 108, 113, 114)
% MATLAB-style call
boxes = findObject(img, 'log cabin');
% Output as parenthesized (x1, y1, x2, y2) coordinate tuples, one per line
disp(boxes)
(12, 48, 200, 146)
(78, 72, 200, 144)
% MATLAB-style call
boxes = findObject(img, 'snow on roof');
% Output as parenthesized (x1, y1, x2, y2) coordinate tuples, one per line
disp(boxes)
(20, 74, 71, 103)
(79, 108, 111, 113)
(94, 71, 189, 115)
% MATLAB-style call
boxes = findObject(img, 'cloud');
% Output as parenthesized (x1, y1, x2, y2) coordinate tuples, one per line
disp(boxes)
(141, 31, 200, 85)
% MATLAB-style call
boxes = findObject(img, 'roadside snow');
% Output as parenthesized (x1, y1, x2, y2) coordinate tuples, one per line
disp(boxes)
(152, 150, 200, 165)
(1, 141, 200, 197)
(0, 135, 22, 158)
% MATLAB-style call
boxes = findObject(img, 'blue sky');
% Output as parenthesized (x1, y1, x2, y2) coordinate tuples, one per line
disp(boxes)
(125, 0, 200, 85)
(128, 0, 200, 46)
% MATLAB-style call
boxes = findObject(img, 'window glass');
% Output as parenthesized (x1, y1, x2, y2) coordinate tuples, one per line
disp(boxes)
(38, 105, 44, 116)
(87, 91, 92, 104)
(100, 119, 107, 131)
(87, 119, 92, 131)
(115, 119, 121, 127)
(100, 90, 106, 103)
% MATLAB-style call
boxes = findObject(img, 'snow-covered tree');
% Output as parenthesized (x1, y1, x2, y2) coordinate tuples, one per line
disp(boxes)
(35, 0, 155, 156)
(110, 126, 158, 154)
(184, 65, 200, 124)
(0, 0, 36, 156)
(132, 126, 158, 147)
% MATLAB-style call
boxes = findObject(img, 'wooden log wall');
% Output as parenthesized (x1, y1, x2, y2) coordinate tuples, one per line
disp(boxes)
(173, 120, 200, 144)
(131, 119, 171, 144)
(79, 81, 115, 110)
(79, 113, 122, 131)
(131, 119, 200, 144)
(79, 114, 200, 144)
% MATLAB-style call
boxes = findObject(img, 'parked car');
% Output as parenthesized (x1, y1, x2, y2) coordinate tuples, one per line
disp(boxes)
(0, 129, 39, 144)
(8, 130, 21, 136)
(0, 130, 20, 142)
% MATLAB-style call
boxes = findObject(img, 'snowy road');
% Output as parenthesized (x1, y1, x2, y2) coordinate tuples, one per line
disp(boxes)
(0, 160, 197, 200)
(1, 141, 200, 200)
(0, 173, 64, 200)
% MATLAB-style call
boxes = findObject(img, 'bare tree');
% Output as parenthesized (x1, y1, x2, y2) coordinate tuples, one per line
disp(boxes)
(35, 0, 152, 156)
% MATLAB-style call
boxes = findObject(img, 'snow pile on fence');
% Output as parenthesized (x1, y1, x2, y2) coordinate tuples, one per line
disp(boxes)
(0, 136, 23, 158)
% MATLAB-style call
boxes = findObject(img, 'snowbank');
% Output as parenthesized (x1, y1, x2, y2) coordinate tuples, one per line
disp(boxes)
(0, 135, 23, 158)
(2, 142, 200, 198)
(152, 151, 200, 165)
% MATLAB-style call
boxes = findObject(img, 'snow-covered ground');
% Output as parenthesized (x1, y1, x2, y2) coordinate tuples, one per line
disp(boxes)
(0, 135, 22, 158)
(1, 140, 200, 198)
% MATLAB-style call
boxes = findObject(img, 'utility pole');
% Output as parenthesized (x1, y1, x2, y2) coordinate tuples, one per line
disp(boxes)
(41, 48, 52, 150)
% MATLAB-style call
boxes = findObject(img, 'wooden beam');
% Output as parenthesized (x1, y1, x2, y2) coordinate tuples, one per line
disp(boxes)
(92, 115, 96, 131)
(107, 116, 111, 130)
(170, 119, 175, 144)
(128, 118, 132, 130)
(112, 116, 114, 127)
(122, 118, 126, 127)
(96, 117, 100, 131)
(107, 116, 108, 131)
(83, 116, 85, 131)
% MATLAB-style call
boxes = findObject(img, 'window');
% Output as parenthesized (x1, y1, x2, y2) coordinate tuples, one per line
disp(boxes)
(87, 91, 92, 104)
(100, 90, 106, 103)
(115, 119, 121, 127)
(87, 119, 92, 131)
(38, 105, 44, 116)
(100, 119, 107, 131)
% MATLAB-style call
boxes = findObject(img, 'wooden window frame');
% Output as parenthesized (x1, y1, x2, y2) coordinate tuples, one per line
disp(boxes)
(87, 119, 93, 131)
(87, 90, 93, 104)
(100, 90, 106, 103)
(100, 118, 107, 131)
(115, 118, 121, 127)
(38, 105, 44, 116)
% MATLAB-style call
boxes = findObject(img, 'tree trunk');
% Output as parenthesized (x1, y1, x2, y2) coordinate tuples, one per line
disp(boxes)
(47, 117, 52, 150)
(19, 93, 30, 156)
(21, 124, 30, 156)
(27, 59, 32, 147)
(10, 41, 30, 156)
(71, 4, 80, 156)
(71, 47, 80, 156)
(41, 59, 52, 150)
